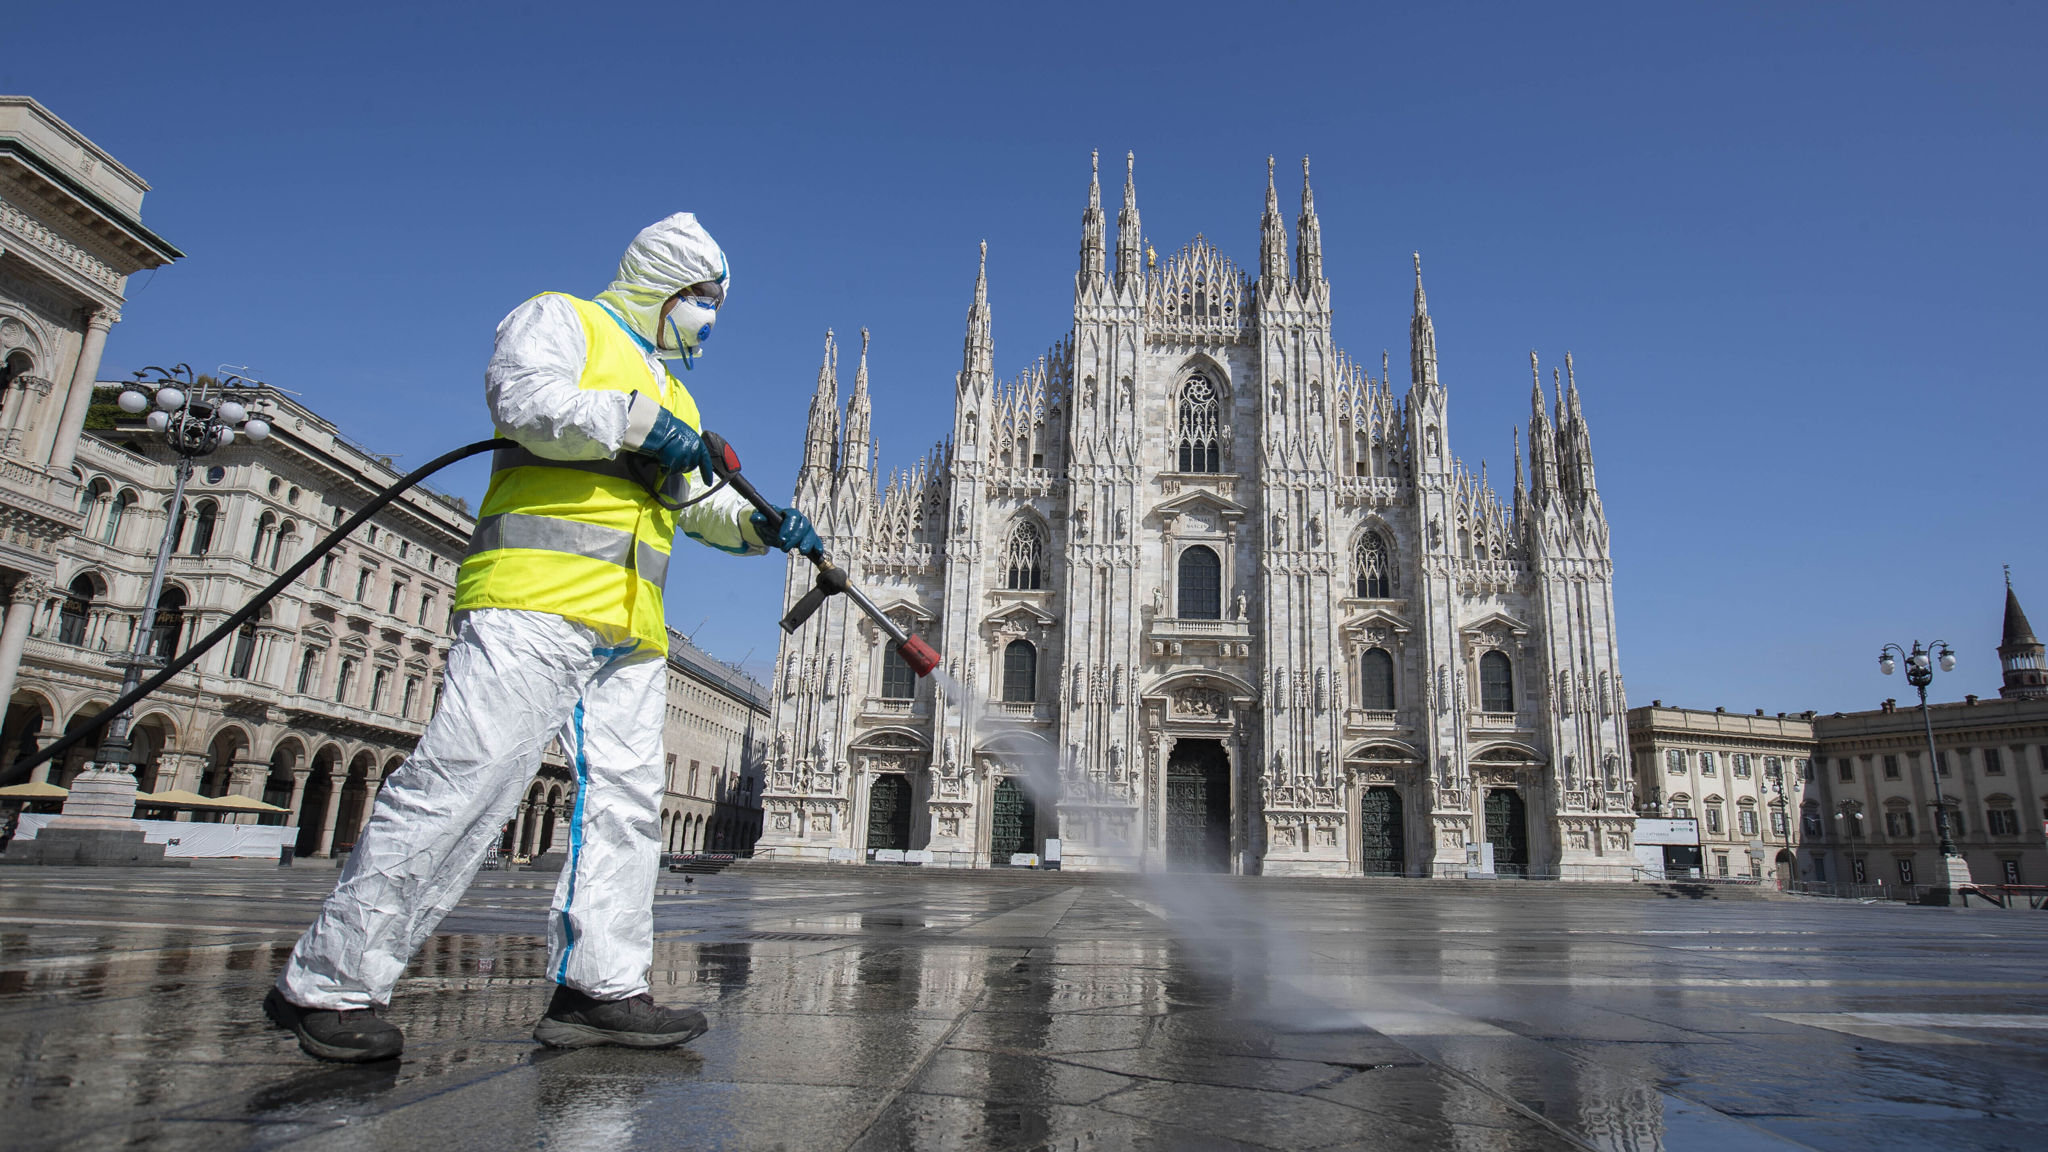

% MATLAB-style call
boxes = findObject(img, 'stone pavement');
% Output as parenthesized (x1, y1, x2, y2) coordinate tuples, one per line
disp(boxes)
(2, 865, 2046, 1151)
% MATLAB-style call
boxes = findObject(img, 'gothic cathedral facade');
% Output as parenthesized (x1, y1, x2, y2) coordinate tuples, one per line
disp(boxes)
(758, 154, 1637, 878)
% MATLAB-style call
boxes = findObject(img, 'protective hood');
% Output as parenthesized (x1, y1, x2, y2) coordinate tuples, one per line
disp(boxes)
(594, 213, 729, 348)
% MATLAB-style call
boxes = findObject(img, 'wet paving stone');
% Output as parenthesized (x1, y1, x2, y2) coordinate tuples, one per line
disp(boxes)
(4, 865, 2048, 1149)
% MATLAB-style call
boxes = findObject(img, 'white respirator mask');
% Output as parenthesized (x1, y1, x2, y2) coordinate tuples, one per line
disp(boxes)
(655, 282, 724, 365)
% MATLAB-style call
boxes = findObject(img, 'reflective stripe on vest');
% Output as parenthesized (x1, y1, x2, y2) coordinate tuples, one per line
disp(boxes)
(453, 293, 698, 651)
(465, 512, 671, 587)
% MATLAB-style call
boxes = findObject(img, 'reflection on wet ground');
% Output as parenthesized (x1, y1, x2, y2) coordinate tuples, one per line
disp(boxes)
(3, 869, 2046, 1151)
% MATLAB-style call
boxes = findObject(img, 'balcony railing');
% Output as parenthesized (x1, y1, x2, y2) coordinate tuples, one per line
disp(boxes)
(1149, 616, 1252, 641)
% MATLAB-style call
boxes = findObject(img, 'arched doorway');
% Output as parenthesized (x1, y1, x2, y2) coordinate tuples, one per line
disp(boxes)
(54, 709, 104, 787)
(865, 773, 912, 851)
(295, 746, 341, 857)
(1775, 849, 1795, 889)
(129, 714, 178, 796)
(990, 777, 1036, 864)
(202, 727, 249, 803)
(264, 739, 303, 823)
(331, 752, 376, 853)
(539, 785, 563, 854)
(3, 694, 51, 774)
(1166, 738, 1230, 872)
(1484, 789, 1529, 877)
(1360, 787, 1405, 876)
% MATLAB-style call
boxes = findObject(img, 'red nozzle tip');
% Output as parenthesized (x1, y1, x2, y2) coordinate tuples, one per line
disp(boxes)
(898, 636, 941, 678)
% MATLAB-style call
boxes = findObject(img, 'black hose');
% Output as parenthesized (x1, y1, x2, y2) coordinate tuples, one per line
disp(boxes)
(1, 437, 513, 790)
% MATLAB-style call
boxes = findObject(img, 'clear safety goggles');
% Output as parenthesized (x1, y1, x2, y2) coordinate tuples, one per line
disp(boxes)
(676, 280, 725, 309)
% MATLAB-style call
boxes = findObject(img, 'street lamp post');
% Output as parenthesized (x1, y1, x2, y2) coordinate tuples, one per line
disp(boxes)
(1834, 805, 1865, 893)
(1878, 640, 1973, 900)
(28, 367, 271, 864)
(1768, 760, 1796, 888)
(77, 367, 271, 782)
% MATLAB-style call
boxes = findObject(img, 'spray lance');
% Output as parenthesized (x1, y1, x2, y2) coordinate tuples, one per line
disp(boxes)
(697, 431, 940, 676)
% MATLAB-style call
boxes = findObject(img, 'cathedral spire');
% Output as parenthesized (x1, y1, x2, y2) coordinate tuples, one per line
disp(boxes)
(843, 327, 873, 486)
(1259, 155, 1290, 291)
(1561, 351, 1597, 500)
(1527, 351, 1554, 501)
(1409, 253, 1439, 391)
(1079, 149, 1106, 286)
(1294, 155, 1323, 285)
(958, 241, 993, 393)
(801, 329, 841, 485)
(1115, 151, 1143, 288)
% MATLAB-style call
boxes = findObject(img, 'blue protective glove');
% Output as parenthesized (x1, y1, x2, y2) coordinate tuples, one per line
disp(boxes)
(752, 507, 823, 558)
(635, 409, 715, 485)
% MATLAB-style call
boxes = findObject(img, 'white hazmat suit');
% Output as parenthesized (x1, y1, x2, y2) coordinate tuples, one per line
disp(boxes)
(279, 215, 761, 1011)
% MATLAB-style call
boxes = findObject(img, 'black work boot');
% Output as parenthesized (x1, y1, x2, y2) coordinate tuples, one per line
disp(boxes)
(264, 987, 404, 1063)
(532, 984, 709, 1049)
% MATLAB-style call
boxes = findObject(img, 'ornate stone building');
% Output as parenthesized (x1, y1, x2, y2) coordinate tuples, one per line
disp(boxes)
(759, 154, 1636, 877)
(5, 382, 477, 856)
(1628, 580, 2048, 893)
(1, 96, 181, 716)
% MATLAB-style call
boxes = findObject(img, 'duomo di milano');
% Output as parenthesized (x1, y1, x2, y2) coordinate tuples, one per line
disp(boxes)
(758, 153, 1633, 878)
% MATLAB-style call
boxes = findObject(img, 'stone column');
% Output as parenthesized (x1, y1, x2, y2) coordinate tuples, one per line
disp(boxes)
(312, 769, 347, 857)
(353, 768, 383, 838)
(44, 309, 116, 472)
(286, 768, 311, 831)
(0, 576, 50, 717)
(230, 757, 269, 825)
(26, 735, 58, 786)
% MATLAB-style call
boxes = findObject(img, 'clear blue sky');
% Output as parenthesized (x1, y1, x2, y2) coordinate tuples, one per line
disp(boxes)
(10, 1, 2043, 712)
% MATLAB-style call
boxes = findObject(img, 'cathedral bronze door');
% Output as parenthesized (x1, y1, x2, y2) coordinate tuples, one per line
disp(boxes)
(1166, 739, 1230, 872)
(866, 773, 912, 851)
(989, 777, 1036, 863)
(1484, 788, 1528, 877)
(1360, 787, 1404, 875)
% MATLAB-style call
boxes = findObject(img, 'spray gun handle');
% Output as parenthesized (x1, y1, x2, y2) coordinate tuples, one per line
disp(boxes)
(700, 429, 829, 568)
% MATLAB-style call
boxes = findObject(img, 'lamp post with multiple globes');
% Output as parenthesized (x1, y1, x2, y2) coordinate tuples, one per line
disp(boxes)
(1878, 639, 1974, 900)
(84, 366, 272, 779)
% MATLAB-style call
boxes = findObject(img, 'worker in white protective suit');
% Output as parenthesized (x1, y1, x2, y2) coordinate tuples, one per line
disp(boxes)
(264, 213, 821, 1063)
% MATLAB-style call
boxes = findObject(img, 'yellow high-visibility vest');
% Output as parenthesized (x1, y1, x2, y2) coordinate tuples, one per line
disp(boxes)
(453, 294, 699, 653)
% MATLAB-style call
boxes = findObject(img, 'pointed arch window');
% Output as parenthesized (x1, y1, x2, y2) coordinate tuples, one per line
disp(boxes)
(1003, 639, 1037, 703)
(1005, 519, 1044, 590)
(1176, 373, 1221, 473)
(1355, 531, 1393, 598)
(1177, 545, 1221, 620)
(1360, 648, 1395, 710)
(1479, 650, 1514, 713)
